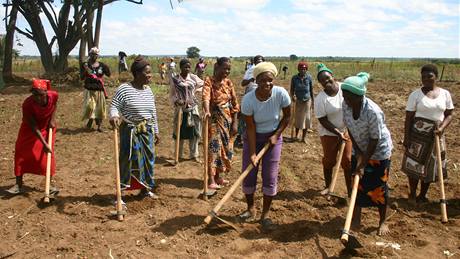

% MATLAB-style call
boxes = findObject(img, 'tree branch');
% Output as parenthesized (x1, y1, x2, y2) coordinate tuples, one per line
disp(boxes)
(38, 1, 58, 33)
(45, 0, 58, 26)
(125, 0, 143, 4)
(49, 35, 57, 49)
(15, 26, 34, 40)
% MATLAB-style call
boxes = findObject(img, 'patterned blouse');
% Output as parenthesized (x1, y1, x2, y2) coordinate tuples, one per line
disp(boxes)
(202, 77, 240, 114)
(342, 97, 393, 160)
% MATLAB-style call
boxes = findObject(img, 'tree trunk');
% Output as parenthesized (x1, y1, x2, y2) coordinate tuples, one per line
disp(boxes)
(94, 0, 104, 47)
(86, 2, 95, 50)
(2, 2, 18, 82)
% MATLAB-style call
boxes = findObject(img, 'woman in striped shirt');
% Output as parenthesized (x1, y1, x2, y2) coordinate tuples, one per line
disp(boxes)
(109, 56, 160, 201)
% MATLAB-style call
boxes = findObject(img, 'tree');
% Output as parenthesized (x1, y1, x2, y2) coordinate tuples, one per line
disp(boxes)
(2, 0, 18, 81)
(186, 46, 200, 59)
(3, 0, 145, 74)
(289, 54, 298, 61)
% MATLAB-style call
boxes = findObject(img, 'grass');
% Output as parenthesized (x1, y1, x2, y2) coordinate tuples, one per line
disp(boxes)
(8, 56, 460, 83)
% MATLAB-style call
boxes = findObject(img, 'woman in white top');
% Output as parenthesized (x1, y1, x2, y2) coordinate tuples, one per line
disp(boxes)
(402, 64, 454, 204)
(314, 63, 352, 197)
(238, 62, 291, 231)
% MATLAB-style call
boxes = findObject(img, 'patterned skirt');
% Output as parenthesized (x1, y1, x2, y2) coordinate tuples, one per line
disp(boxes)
(207, 105, 234, 176)
(353, 156, 391, 207)
(401, 117, 447, 183)
(82, 89, 106, 120)
(119, 122, 155, 190)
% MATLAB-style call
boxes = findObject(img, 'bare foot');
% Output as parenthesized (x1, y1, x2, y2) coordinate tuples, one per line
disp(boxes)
(378, 223, 390, 236)
(320, 188, 329, 196)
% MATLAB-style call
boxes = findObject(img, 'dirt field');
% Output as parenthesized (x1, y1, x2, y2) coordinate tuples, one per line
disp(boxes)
(0, 77, 459, 258)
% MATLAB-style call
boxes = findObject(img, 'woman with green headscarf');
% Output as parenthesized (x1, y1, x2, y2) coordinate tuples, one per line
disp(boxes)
(314, 64, 352, 197)
(341, 72, 393, 236)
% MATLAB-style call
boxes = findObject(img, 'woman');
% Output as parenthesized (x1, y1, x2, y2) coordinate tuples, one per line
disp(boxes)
(402, 64, 454, 204)
(238, 62, 291, 231)
(202, 57, 239, 190)
(314, 63, 352, 196)
(170, 58, 204, 162)
(341, 72, 393, 236)
(7, 79, 58, 194)
(194, 57, 207, 79)
(81, 47, 111, 132)
(109, 56, 160, 201)
(290, 61, 314, 143)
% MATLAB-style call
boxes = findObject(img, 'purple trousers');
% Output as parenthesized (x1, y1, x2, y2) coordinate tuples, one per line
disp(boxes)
(242, 132, 283, 196)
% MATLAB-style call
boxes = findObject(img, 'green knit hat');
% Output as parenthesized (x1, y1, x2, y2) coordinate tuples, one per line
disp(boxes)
(341, 72, 370, 96)
(316, 63, 333, 79)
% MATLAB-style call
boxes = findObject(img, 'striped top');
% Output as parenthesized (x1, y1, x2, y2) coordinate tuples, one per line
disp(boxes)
(109, 83, 159, 133)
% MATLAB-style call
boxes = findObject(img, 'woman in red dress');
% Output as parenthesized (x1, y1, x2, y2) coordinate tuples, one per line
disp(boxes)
(7, 79, 58, 194)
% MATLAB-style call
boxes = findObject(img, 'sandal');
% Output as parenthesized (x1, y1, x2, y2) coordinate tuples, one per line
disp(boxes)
(237, 210, 257, 223)
(260, 218, 276, 232)
(208, 183, 222, 190)
(6, 184, 23, 195)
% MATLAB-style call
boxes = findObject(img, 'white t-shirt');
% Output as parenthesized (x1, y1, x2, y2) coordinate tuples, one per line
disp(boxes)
(314, 85, 346, 136)
(243, 65, 257, 94)
(242, 86, 291, 133)
(406, 87, 454, 122)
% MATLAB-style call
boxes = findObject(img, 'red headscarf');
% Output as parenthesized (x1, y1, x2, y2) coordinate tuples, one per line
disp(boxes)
(32, 79, 51, 90)
(297, 61, 308, 70)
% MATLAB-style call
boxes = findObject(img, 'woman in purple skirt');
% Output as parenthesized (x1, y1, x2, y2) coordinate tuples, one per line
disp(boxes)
(238, 62, 291, 231)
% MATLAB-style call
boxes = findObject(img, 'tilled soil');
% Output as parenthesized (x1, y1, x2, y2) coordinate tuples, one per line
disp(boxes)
(0, 78, 459, 258)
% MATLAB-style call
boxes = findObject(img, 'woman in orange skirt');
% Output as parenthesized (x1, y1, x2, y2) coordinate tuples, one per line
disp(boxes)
(7, 79, 58, 194)
(202, 57, 240, 190)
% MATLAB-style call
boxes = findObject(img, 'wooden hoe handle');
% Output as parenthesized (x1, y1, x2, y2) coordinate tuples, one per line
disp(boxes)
(435, 135, 448, 223)
(44, 128, 53, 203)
(204, 142, 271, 224)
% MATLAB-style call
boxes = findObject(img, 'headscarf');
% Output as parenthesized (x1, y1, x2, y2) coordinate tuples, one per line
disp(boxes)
(130, 55, 150, 76)
(89, 47, 100, 55)
(341, 72, 370, 96)
(253, 61, 278, 79)
(297, 61, 308, 70)
(32, 79, 51, 91)
(316, 63, 333, 78)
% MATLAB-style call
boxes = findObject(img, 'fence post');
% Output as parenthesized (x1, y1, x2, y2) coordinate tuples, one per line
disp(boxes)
(439, 65, 445, 82)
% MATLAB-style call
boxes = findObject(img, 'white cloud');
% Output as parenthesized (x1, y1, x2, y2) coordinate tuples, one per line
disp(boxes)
(2, 0, 458, 58)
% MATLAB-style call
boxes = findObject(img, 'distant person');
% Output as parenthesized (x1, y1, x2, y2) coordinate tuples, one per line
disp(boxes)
(159, 62, 167, 81)
(314, 63, 352, 197)
(290, 61, 314, 143)
(402, 64, 454, 204)
(194, 57, 207, 79)
(202, 57, 240, 190)
(81, 47, 111, 132)
(238, 62, 291, 231)
(170, 59, 204, 162)
(282, 65, 288, 79)
(236, 55, 265, 147)
(241, 55, 264, 94)
(7, 79, 59, 195)
(341, 72, 393, 236)
(244, 59, 252, 71)
(167, 57, 177, 82)
(109, 56, 160, 202)
(118, 51, 128, 74)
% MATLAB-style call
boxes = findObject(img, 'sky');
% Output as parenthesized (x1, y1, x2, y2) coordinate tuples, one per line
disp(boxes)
(1, 0, 459, 58)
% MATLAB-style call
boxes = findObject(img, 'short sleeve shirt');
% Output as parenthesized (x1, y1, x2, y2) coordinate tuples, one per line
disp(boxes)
(342, 97, 393, 160)
(314, 84, 346, 136)
(242, 86, 291, 133)
(243, 66, 257, 94)
(406, 87, 454, 122)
